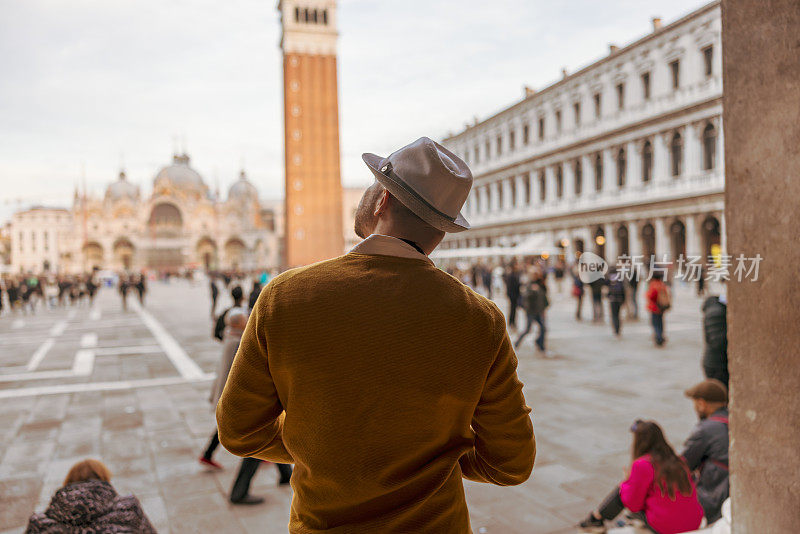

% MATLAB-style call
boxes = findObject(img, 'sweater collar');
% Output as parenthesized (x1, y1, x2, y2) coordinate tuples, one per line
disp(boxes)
(349, 234, 434, 265)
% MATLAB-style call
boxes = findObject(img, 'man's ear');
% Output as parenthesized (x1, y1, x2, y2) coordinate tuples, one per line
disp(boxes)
(373, 189, 389, 216)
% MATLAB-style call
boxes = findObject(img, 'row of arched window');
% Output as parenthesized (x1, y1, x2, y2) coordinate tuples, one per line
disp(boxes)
(294, 6, 328, 25)
(469, 122, 718, 214)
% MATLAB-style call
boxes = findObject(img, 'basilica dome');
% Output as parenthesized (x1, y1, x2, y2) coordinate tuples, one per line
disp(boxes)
(153, 153, 208, 196)
(228, 170, 258, 202)
(105, 170, 139, 202)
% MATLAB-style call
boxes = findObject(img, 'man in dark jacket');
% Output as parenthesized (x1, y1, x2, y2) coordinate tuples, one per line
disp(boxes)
(702, 294, 728, 387)
(504, 262, 522, 329)
(681, 379, 729, 523)
(514, 271, 549, 352)
(606, 270, 626, 336)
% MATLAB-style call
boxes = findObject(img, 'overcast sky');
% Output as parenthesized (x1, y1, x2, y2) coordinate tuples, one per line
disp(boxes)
(0, 0, 708, 222)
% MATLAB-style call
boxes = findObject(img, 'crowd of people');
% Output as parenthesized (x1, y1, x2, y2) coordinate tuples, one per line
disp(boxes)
(0, 272, 100, 315)
(443, 256, 731, 532)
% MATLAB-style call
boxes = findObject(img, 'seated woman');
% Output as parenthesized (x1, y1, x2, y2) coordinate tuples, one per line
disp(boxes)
(26, 459, 156, 533)
(579, 420, 704, 534)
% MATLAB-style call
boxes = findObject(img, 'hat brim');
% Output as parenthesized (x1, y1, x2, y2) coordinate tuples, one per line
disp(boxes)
(362, 152, 470, 233)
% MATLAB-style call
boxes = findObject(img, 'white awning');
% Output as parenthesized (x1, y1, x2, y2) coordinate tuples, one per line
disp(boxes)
(514, 233, 561, 256)
(432, 232, 561, 260)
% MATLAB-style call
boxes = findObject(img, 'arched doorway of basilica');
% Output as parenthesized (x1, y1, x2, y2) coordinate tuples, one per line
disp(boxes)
(113, 238, 135, 271)
(224, 238, 247, 271)
(148, 203, 183, 236)
(196, 237, 218, 271)
(83, 242, 104, 270)
(146, 202, 184, 269)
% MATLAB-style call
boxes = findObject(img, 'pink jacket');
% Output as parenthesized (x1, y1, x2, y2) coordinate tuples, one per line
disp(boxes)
(620, 455, 704, 534)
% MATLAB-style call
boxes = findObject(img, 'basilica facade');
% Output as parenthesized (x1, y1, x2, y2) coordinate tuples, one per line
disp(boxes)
(78, 152, 279, 272)
(10, 152, 280, 274)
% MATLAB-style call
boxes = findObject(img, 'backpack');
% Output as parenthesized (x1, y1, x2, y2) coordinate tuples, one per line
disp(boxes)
(656, 284, 671, 312)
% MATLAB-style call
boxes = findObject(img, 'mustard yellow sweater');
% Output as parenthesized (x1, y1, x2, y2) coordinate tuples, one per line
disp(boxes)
(217, 253, 535, 533)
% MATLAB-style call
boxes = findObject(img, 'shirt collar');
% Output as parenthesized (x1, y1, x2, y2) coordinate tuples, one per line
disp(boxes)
(349, 234, 433, 265)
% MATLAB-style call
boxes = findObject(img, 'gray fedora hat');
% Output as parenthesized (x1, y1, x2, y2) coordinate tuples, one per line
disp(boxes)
(362, 137, 472, 233)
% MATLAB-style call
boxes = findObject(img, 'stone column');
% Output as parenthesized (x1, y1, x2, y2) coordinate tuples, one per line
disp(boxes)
(653, 217, 669, 259)
(479, 185, 489, 214)
(515, 174, 526, 207)
(723, 1, 800, 531)
(685, 122, 701, 176)
(545, 165, 556, 203)
(684, 214, 701, 257)
(563, 160, 575, 199)
(627, 140, 640, 189)
(490, 181, 501, 213)
(604, 222, 618, 264)
(628, 220, 642, 258)
(719, 211, 727, 254)
(603, 147, 616, 193)
(533, 171, 543, 205)
(501, 179, 511, 210)
(581, 154, 595, 196)
(655, 132, 670, 184)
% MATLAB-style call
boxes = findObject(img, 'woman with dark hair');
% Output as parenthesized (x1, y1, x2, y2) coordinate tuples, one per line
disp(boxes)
(579, 420, 703, 533)
(26, 459, 156, 533)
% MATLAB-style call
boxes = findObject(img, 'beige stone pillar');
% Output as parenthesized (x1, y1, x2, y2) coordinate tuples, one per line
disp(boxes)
(684, 214, 701, 257)
(564, 160, 575, 199)
(723, 1, 800, 531)
(628, 220, 642, 259)
(653, 217, 668, 259)
(603, 223, 618, 264)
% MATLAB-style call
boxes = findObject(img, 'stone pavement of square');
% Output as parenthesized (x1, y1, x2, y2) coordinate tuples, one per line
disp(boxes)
(0, 277, 711, 533)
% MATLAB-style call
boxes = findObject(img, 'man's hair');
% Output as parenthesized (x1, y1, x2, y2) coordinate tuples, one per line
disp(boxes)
(231, 285, 243, 301)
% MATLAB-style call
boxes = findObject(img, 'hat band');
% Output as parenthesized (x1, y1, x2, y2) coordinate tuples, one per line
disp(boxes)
(379, 163, 457, 223)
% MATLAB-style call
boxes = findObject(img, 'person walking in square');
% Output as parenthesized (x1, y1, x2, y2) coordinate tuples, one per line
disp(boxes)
(571, 265, 585, 320)
(646, 271, 670, 346)
(216, 137, 535, 533)
(118, 274, 130, 311)
(607, 269, 627, 336)
(135, 273, 147, 306)
(201, 308, 291, 503)
(514, 268, 549, 354)
(504, 261, 522, 329)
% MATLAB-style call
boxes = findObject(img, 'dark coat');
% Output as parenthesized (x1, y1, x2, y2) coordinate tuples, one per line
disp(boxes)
(522, 282, 548, 316)
(26, 479, 156, 533)
(607, 275, 626, 304)
(681, 408, 730, 523)
(702, 296, 728, 384)
(504, 270, 521, 298)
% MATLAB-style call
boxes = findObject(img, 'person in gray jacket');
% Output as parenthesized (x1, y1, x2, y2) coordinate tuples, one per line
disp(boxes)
(681, 378, 730, 523)
(199, 307, 292, 504)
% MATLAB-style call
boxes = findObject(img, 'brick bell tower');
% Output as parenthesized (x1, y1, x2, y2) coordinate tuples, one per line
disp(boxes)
(278, 0, 344, 268)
